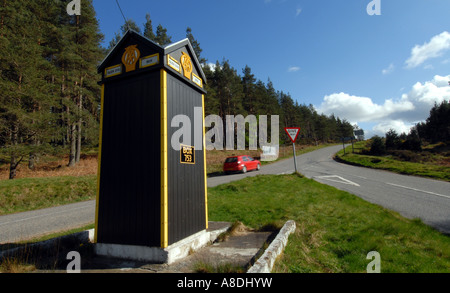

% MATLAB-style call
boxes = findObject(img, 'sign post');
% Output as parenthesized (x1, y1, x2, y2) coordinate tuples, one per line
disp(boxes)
(284, 127, 301, 173)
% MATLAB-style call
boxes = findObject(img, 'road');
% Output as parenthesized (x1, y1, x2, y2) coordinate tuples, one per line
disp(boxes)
(1, 145, 449, 244)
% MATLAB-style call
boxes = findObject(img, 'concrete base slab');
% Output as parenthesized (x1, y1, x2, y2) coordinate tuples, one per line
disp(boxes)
(94, 222, 230, 264)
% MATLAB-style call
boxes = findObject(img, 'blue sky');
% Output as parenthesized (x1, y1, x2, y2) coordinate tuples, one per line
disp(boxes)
(93, 0, 450, 137)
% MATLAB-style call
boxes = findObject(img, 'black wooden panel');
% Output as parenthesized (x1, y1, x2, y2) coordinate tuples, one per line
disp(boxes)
(167, 73, 206, 245)
(97, 71, 161, 247)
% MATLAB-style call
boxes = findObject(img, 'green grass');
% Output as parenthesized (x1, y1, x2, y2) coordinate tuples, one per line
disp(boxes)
(335, 142, 450, 182)
(0, 175, 97, 215)
(208, 174, 450, 273)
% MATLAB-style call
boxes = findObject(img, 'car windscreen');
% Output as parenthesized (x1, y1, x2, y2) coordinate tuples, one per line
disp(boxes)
(225, 157, 238, 163)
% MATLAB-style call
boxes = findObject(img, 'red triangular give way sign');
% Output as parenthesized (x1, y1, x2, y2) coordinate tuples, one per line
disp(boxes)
(284, 127, 301, 143)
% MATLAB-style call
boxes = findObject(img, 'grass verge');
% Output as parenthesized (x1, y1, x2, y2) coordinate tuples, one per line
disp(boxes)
(335, 142, 450, 182)
(0, 175, 97, 215)
(208, 174, 450, 273)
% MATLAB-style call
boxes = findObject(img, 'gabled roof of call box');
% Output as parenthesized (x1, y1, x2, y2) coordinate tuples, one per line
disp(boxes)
(97, 29, 207, 85)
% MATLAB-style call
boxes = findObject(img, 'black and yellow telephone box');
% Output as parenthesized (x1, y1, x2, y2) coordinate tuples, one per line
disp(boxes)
(95, 30, 208, 250)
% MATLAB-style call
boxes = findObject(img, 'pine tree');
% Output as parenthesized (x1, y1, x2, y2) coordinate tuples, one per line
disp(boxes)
(143, 13, 156, 41)
(54, 0, 103, 167)
(0, 0, 51, 178)
(202, 64, 219, 117)
(122, 18, 141, 34)
(242, 65, 257, 115)
(155, 24, 172, 46)
(71, 0, 104, 164)
(108, 31, 122, 51)
(186, 27, 206, 64)
(422, 100, 450, 143)
(385, 129, 400, 150)
(107, 18, 140, 52)
(0, 0, 103, 175)
(214, 60, 243, 118)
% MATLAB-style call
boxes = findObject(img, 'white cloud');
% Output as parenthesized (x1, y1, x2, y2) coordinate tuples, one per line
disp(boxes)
(296, 8, 302, 16)
(317, 75, 450, 135)
(372, 120, 414, 136)
(405, 31, 450, 68)
(288, 66, 300, 72)
(317, 92, 413, 122)
(382, 63, 395, 75)
(399, 75, 450, 120)
(205, 62, 221, 72)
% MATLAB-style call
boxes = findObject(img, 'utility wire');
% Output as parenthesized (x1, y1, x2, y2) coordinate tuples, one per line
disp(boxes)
(115, 0, 129, 30)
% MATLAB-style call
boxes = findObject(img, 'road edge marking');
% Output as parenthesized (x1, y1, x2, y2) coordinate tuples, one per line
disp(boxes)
(386, 182, 450, 200)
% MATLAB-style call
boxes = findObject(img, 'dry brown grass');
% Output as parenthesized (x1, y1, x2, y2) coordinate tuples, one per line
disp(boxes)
(0, 257, 36, 273)
(0, 154, 98, 181)
(0, 144, 312, 180)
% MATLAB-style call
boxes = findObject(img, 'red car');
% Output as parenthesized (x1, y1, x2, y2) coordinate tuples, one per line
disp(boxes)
(223, 155, 261, 174)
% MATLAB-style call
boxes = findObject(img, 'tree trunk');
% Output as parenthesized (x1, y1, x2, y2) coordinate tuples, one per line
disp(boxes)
(28, 153, 36, 170)
(9, 123, 21, 180)
(74, 16, 82, 163)
(75, 78, 83, 163)
(76, 120, 81, 163)
(9, 154, 17, 180)
(29, 105, 37, 170)
(68, 123, 77, 167)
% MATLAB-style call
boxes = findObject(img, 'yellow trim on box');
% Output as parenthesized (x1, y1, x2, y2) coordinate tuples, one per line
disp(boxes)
(160, 69, 169, 248)
(140, 53, 159, 69)
(104, 64, 122, 78)
(202, 94, 208, 229)
(94, 84, 105, 243)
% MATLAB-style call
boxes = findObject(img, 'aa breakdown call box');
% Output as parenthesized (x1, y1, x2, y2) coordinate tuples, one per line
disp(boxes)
(95, 30, 208, 253)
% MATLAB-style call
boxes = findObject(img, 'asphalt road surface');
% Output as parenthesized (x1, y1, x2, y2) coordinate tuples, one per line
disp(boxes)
(1, 145, 449, 244)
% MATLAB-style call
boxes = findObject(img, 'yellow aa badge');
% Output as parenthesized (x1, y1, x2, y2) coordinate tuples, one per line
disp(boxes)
(122, 45, 141, 72)
(180, 52, 192, 80)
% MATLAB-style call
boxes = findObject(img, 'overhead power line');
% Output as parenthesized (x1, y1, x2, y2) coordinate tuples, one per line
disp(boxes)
(115, 0, 129, 30)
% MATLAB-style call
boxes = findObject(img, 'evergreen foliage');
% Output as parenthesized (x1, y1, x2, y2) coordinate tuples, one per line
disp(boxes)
(383, 100, 449, 153)
(369, 136, 386, 155)
(0, 0, 103, 178)
(416, 100, 450, 143)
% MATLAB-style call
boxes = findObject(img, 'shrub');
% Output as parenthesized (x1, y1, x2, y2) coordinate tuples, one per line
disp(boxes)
(385, 129, 401, 150)
(390, 150, 421, 162)
(400, 136, 422, 152)
(369, 136, 386, 155)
